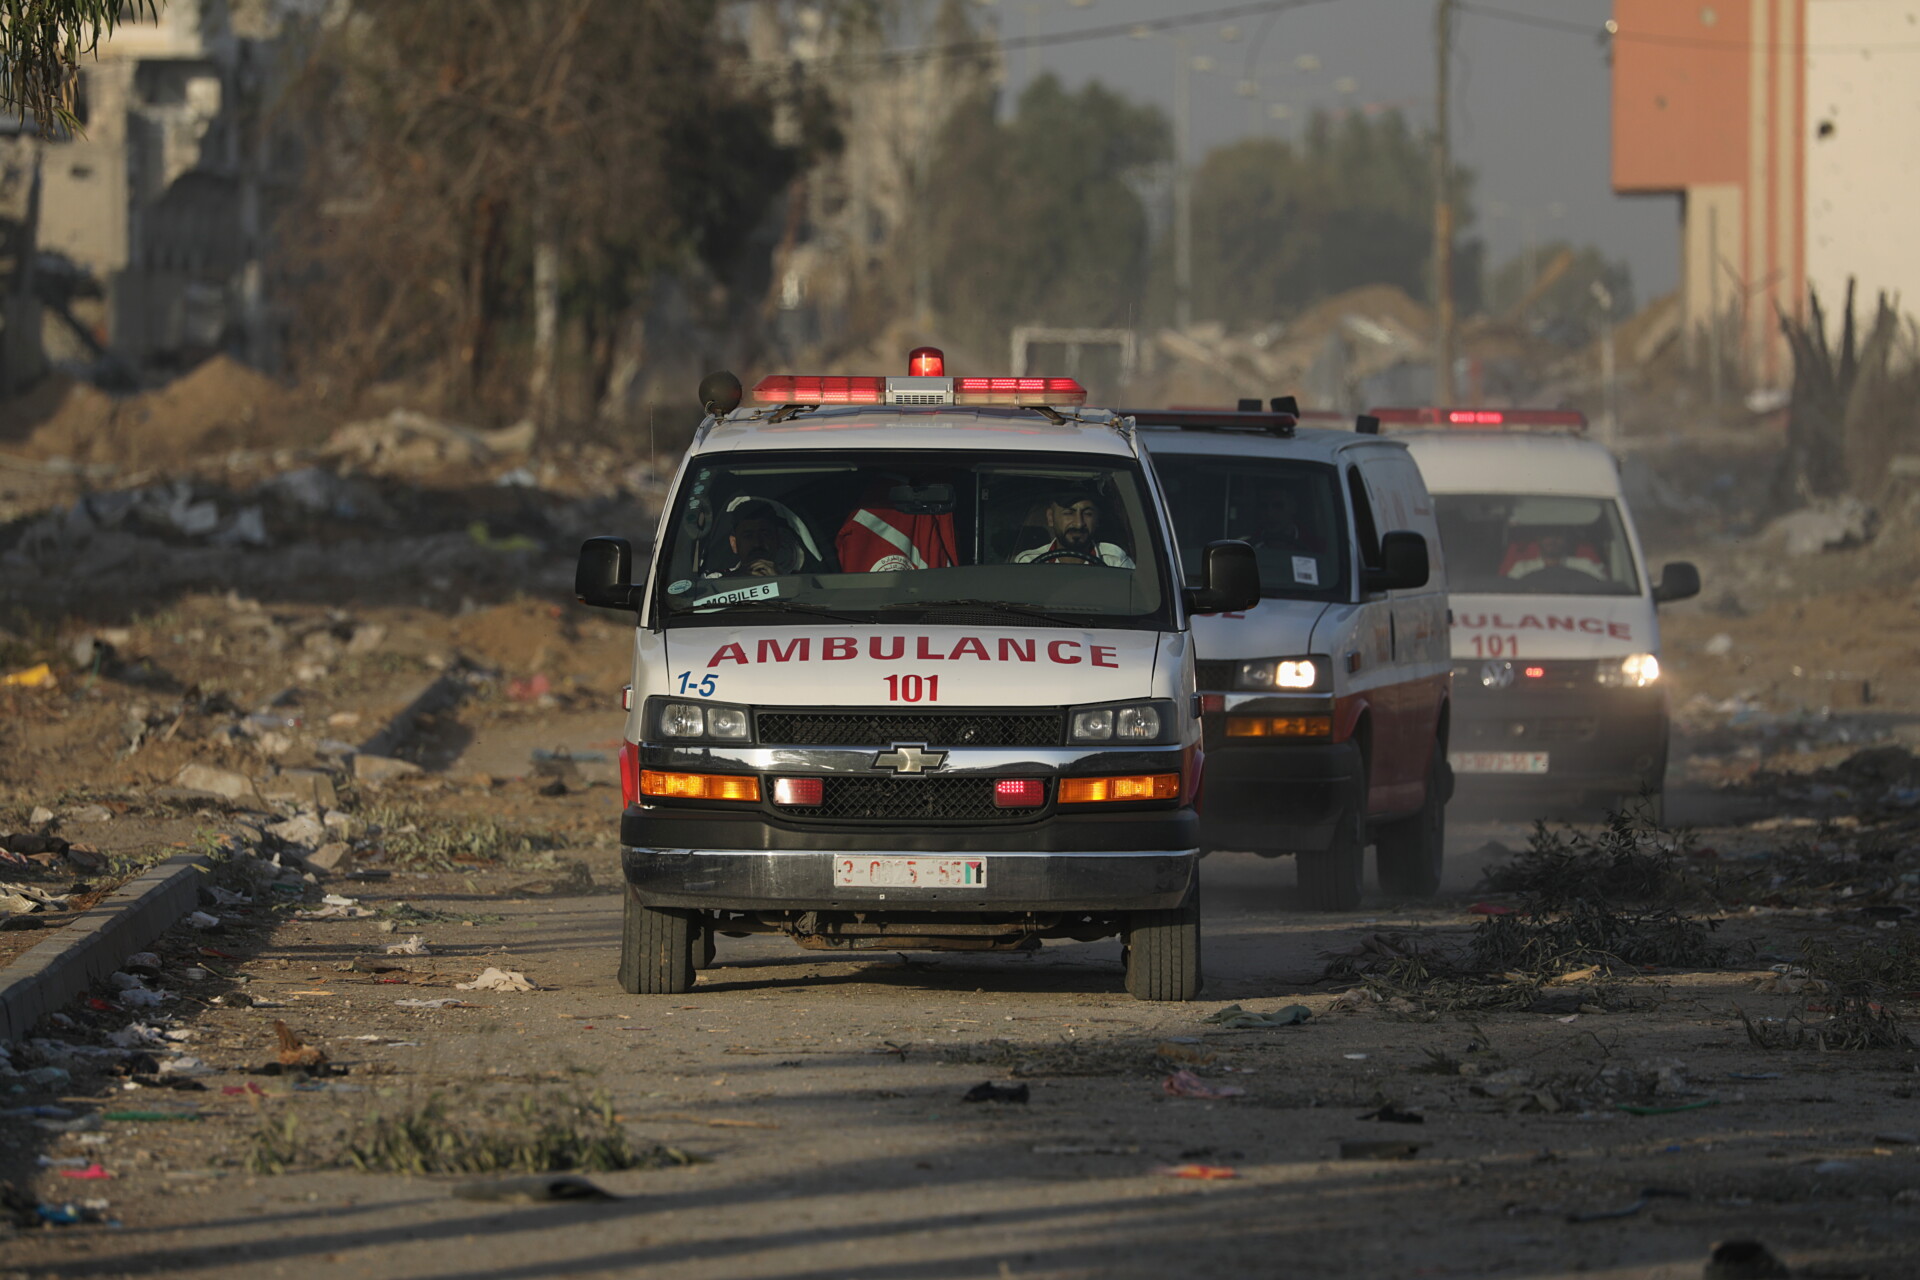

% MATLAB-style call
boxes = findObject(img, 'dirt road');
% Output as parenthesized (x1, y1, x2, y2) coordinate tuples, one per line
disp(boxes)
(4, 799, 1916, 1280)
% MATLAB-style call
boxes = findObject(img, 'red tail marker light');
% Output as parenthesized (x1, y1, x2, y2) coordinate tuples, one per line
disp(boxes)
(1367, 406, 1587, 431)
(994, 778, 1046, 808)
(773, 777, 824, 806)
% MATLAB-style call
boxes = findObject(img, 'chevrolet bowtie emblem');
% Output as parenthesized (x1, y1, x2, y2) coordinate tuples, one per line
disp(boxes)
(873, 743, 947, 774)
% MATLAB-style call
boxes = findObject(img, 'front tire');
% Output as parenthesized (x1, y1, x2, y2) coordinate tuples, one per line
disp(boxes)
(1123, 883, 1203, 1001)
(1377, 747, 1446, 897)
(618, 884, 695, 994)
(1297, 787, 1365, 913)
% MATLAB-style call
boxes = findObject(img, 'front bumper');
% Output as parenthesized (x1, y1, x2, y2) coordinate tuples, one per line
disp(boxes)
(1196, 739, 1363, 855)
(621, 808, 1198, 911)
(1450, 684, 1667, 794)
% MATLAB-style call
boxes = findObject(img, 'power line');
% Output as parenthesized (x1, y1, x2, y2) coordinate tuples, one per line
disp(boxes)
(746, 0, 1344, 69)
(1458, 1, 1920, 53)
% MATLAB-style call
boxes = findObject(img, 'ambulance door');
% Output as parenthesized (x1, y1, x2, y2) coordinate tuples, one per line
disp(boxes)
(1364, 450, 1449, 809)
(1343, 460, 1410, 813)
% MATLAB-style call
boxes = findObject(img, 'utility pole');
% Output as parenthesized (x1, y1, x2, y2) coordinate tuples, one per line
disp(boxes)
(1173, 35, 1194, 332)
(1432, 0, 1456, 404)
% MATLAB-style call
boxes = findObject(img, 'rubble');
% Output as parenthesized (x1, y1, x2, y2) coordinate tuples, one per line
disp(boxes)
(171, 764, 261, 804)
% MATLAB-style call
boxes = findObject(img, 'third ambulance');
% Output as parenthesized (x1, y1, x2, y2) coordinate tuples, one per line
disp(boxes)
(1384, 408, 1701, 821)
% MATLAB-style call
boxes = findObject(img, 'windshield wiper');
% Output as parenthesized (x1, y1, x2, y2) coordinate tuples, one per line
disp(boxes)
(879, 599, 1088, 628)
(692, 599, 869, 624)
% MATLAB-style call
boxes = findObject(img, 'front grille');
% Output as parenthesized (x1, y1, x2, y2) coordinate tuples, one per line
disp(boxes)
(1454, 660, 1600, 693)
(1195, 660, 1237, 691)
(775, 775, 1040, 822)
(1461, 717, 1599, 746)
(756, 710, 1062, 748)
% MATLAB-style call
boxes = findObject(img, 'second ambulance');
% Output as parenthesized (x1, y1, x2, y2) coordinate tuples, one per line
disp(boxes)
(576, 352, 1257, 1001)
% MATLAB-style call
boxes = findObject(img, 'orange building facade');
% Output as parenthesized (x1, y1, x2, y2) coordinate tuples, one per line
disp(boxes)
(1612, 0, 1805, 385)
(1615, 1, 1920, 388)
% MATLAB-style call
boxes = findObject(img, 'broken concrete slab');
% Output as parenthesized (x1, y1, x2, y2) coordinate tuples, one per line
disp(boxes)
(305, 843, 353, 873)
(170, 763, 260, 803)
(259, 769, 340, 811)
(353, 754, 422, 784)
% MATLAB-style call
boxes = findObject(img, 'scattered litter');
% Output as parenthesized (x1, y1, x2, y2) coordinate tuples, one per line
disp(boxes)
(451, 1174, 619, 1203)
(1812, 1160, 1857, 1175)
(1154, 1042, 1215, 1066)
(395, 998, 478, 1009)
(56, 1164, 113, 1181)
(1338, 1140, 1426, 1160)
(1566, 1187, 1688, 1224)
(158, 1056, 215, 1079)
(1342, 1053, 1370, 1061)
(1202, 1003, 1310, 1028)
(1357, 1104, 1424, 1124)
(1156, 1164, 1238, 1180)
(3, 662, 56, 688)
(1161, 1069, 1245, 1100)
(185, 911, 222, 930)
(124, 952, 160, 970)
(384, 934, 431, 957)
(295, 894, 373, 921)
(274, 1021, 327, 1068)
(455, 967, 537, 992)
(961, 1081, 1030, 1104)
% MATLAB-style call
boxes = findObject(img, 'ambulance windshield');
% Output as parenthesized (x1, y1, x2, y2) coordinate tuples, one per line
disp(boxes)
(1433, 493, 1641, 596)
(656, 450, 1172, 628)
(1150, 455, 1349, 601)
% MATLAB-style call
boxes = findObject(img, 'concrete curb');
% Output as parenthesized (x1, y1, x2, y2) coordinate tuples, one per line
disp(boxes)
(355, 671, 467, 760)
(0, 852, 211, 1041)
(0, 669, 462, 1042)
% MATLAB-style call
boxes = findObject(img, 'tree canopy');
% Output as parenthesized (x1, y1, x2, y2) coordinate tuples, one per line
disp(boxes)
(923, 73, 1170, 355)
(1189, 108, 1480, 329)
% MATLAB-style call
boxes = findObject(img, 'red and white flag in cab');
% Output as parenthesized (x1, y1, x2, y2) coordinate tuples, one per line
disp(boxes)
(836, 501, 958, 572)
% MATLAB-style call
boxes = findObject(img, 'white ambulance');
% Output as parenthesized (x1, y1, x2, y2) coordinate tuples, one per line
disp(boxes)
(575, 351, 1258, 1001)
(1383, 408, 1701, 821)
(1138, 409, 1452, 911)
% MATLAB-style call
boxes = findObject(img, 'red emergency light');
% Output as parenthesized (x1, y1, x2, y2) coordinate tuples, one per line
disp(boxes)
(1367, 406, 1587, 432)
(749, 375, 886, 406)
(952, 376, 1088, 407)
(908, 346, 945, 377)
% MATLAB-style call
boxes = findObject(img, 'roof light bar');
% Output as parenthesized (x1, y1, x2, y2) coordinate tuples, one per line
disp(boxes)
(750, 369, 1088, 409)
(749, 375, 886, 406)
(1367, 406, 1587, 432)
(952, 376, 1088, 407)
(1126, 410, 1295, 438)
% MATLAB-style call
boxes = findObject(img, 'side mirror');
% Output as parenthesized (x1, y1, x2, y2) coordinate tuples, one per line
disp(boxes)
(1184, 540, 1260, 614)
(1652, 560, 1701, 604)
(1363, 530, 1429, 592)
(576, 536, 641, 611)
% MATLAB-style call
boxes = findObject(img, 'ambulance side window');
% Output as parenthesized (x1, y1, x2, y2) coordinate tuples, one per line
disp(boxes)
(1346, 467, 1382, 574)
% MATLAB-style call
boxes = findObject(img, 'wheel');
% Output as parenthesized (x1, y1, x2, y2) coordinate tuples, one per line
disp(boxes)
(692, 919, 718, 971)
(1296, 783, 1365, 913)
(1123, 882, 1203, 1001)
(1376, 746, 1446, 897)
(618, 883, 695, 994)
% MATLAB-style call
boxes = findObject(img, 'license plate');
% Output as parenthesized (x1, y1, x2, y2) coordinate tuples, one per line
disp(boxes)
(1450, 751, 1550, 775)
(833, 857, 987, 889)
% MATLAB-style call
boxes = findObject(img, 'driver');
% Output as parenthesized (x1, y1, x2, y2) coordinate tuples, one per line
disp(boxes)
(1503, 528, 1605, 582)
(1012, 484, 1135, 567)
(707, 498, 816, 577)
(1238, 485, 1325, 554)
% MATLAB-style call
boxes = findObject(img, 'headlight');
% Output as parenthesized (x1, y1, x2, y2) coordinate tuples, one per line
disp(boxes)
(1596, 654, 1660, 688)
(1235, 657, 1326, 691)
(652, 699, 753, 741)
(1070, 700, 1171, 743)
